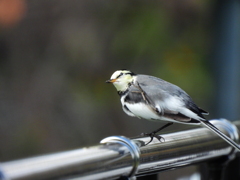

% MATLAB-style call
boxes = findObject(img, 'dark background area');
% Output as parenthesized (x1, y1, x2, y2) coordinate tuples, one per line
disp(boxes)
(0, 0, 239, 179)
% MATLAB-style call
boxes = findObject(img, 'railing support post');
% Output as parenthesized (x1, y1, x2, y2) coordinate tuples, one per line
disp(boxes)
(207, 156, 231, 180)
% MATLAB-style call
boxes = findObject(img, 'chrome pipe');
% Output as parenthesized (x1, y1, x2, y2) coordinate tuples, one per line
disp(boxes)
(0, 119, 239, 180)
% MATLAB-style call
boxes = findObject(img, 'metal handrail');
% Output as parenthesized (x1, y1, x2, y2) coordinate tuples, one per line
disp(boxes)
(0, 119, 239, 180)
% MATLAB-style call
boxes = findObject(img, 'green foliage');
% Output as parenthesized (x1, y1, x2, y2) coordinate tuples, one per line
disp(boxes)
(0, 0, 214, 160)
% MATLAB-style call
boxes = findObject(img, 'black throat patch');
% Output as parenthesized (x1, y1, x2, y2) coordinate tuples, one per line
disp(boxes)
(118, 89, 128, 97)
(117, 82, 133, 97)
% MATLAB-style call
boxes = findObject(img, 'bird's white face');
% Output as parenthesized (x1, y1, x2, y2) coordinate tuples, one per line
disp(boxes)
(106, 70, 135, 92)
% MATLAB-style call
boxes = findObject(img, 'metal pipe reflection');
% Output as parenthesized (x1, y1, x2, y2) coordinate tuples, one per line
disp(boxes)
(0, 119, 239, 180)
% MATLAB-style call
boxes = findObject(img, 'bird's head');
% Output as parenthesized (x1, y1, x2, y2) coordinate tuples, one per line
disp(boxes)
(106, 70, 136, 92)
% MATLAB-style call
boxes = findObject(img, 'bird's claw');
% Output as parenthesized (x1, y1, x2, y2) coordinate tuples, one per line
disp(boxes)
(141, 132, 165, 145)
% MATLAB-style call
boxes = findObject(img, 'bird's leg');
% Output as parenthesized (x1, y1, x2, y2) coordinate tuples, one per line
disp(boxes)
(141, 122, 173, 145)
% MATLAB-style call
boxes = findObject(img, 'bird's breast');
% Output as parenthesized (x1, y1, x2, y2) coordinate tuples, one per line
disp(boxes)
(123, 102, 160, 120)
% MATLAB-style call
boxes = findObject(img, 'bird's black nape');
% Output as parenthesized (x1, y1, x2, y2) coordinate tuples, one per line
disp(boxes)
(119, 69, 136, 76)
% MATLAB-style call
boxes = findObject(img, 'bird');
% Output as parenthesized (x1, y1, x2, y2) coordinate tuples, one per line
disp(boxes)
(106, 69, 240, 151)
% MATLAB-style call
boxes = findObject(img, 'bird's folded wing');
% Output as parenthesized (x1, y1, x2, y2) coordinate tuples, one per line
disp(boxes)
(163, 111, 192, 122)
(134, 81, 200, 123)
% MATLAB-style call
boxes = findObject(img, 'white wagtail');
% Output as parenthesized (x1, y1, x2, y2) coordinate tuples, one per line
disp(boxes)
(106, 69, 240, 151)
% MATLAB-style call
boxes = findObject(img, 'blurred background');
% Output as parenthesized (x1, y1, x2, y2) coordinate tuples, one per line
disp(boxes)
(0, 0, 239, 179)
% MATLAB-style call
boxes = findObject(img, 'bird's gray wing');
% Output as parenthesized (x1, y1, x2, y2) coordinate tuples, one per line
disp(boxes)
(134, 75, 207, 122)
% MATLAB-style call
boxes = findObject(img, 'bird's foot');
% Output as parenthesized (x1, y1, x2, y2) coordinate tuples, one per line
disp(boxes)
(141, 132, 165, 145)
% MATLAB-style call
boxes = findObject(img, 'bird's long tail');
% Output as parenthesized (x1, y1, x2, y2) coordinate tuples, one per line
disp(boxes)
(201, 120, 240, 151)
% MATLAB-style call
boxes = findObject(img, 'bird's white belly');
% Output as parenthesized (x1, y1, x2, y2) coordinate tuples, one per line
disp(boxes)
(124, 102, 160, 120)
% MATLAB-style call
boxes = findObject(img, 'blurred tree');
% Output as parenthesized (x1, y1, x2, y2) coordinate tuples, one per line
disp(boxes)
(0, 0, 215, 163)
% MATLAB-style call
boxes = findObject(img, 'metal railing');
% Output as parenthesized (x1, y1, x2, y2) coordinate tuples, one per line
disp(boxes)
(0, 119, 239, 180)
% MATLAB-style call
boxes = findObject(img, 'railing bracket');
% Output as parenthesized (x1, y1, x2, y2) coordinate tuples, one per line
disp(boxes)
(100, 136, 141, 179)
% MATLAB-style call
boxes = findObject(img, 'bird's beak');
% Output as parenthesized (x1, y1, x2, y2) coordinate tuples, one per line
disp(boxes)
(106, 79, 117, 83)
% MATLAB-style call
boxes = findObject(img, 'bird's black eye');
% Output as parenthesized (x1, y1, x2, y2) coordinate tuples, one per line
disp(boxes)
(116, 72, 123, 79)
